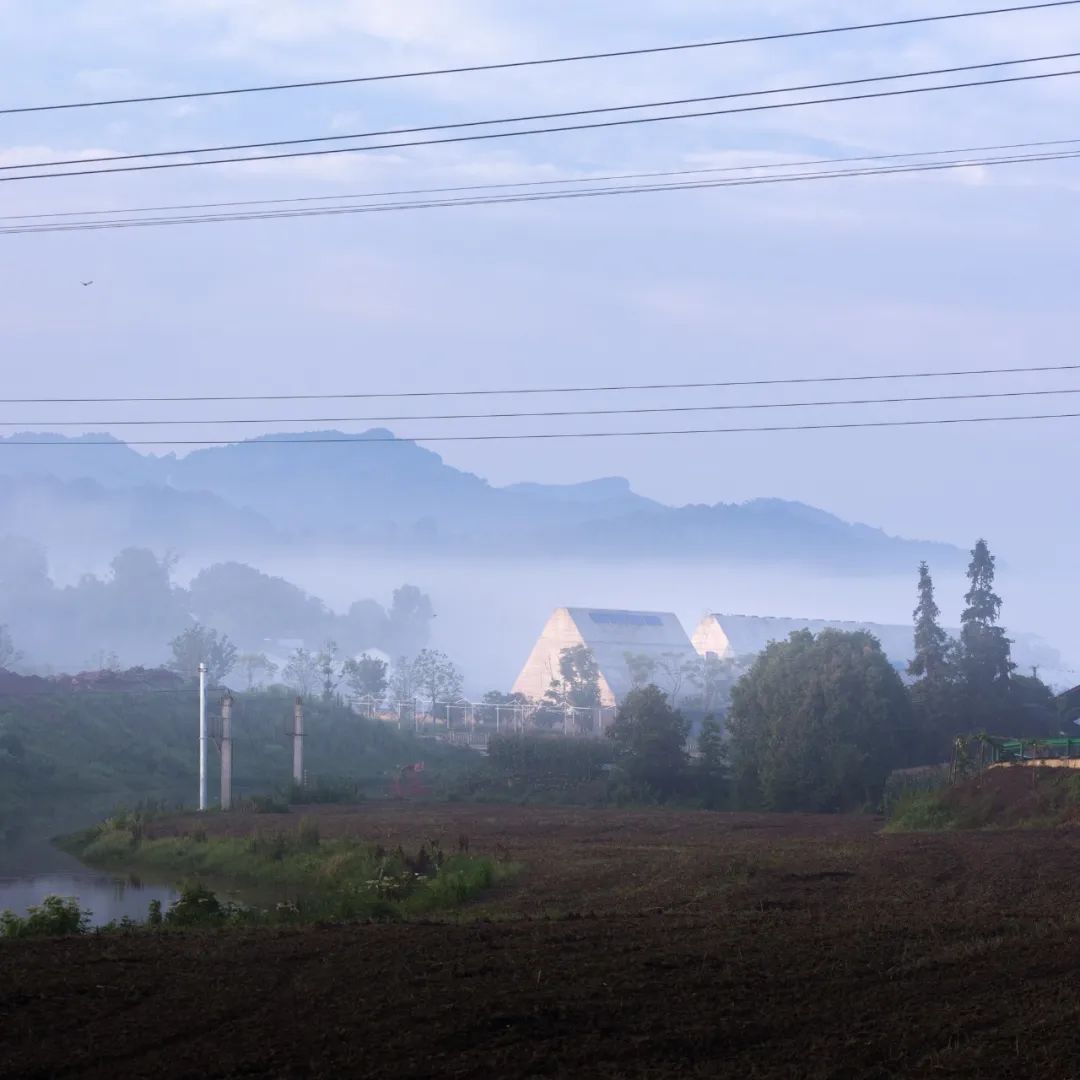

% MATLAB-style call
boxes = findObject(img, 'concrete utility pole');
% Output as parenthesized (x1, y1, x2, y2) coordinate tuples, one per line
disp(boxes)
(292, 697, 304, 786)
(198, 662, 207, 812)
(220, 692, 233, 811)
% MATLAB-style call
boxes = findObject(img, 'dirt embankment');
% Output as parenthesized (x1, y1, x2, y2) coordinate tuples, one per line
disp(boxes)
(6, 804, 1080, 1078)
(936, 765, 1080, 828)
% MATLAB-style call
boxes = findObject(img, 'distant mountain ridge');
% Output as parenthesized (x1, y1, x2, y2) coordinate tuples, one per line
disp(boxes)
(0, 430, 960, 570)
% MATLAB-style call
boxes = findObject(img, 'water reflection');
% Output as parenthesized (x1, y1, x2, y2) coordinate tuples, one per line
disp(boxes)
(0, 872, 179, 927)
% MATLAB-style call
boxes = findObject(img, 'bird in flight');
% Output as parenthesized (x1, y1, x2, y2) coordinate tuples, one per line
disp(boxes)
(80, 280, 93, 286)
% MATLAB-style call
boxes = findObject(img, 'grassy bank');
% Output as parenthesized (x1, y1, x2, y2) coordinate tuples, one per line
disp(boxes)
(53, 811, 517, 930)
(887, 766, 1080, 831)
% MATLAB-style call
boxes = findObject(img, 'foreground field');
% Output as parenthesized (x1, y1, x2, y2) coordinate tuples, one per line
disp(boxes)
(5, 804, 1080, 1078)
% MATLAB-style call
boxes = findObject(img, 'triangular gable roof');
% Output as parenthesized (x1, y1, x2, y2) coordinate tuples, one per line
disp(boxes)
(512, 607, 696, 705)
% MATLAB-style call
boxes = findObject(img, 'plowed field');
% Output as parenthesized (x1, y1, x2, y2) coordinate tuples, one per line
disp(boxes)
(4, 803, 1080, 1078)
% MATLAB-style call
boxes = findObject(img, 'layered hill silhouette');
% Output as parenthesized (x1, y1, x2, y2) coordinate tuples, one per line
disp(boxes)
(0, 430, 960, 570)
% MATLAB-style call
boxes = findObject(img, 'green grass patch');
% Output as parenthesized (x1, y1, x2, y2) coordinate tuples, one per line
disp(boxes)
(884, 790, 957, 832)
(54, 813, 518, 934)
(886, 768, 1080, 832)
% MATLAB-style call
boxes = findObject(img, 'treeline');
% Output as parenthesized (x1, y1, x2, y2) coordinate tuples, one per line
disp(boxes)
(475, 540, 1069, 814)
(713, 541, 1062, 812)
(0, 537, 434, 673)
(456, 688, 725, 808)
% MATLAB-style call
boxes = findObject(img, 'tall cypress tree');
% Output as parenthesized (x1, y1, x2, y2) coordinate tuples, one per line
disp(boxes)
(958, 539, 1013, 724)
(909, 562, 950, 682)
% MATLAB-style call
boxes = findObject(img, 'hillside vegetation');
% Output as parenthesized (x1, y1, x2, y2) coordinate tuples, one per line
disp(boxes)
(888, 766, 1080, 831)
(0, 670, 469, 824)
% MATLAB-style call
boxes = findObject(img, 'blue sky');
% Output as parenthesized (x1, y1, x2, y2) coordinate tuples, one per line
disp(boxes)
(1, 0, 1079, 565)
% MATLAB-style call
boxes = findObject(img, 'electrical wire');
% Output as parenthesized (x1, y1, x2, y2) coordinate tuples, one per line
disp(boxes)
(4, 0, 1077, 115)
(6, 134, 1080, 223)
(8, 51, 1076, 173)
(2, 412, 1080, 446)
(1, 363, 1076, 405)
(6, 386, 1080, 427)
(6, 66, 1080, 184)
(4, 144, 1079, 232)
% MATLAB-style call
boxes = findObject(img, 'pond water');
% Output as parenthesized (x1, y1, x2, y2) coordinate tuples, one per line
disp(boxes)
(0, 873, 179, 927)
(0, 796, 187, 926)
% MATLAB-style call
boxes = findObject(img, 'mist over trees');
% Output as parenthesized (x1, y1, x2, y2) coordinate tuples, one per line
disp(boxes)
(608, 685, 691, 797)
(342, 654, 389, 701)
(726, 629, 911, 812)
(906, 541, 1061, 754)
(544, 644, 602, 710)
(0, 625, 20, 669)
(0, 536, 434, 675)
(722, 541, 1067, 812)
(167, 625, 238, 684)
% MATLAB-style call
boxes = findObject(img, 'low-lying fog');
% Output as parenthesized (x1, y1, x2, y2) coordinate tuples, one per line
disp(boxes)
(147, 553, 1075, 695)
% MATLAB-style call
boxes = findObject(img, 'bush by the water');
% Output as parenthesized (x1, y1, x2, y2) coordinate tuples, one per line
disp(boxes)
(61, 815, 516, 929)
(1, 895, 90, 938)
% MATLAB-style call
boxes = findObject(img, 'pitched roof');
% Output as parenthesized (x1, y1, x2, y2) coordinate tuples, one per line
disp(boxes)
(694, 613, 915, 664)
(512, 607, 697, 705)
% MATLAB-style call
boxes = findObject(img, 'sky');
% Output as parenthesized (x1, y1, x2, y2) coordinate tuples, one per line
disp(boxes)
(1, 0, 1079, 568)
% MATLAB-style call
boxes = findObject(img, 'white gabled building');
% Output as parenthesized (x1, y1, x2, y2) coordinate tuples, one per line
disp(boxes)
(692, 613, 1070, 686)
(692, 613, 915, 666)
(512, 607, 698, 706)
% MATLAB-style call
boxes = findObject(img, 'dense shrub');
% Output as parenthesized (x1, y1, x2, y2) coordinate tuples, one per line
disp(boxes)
(1, 896, 90, 938)
(487, 734, 611, 780)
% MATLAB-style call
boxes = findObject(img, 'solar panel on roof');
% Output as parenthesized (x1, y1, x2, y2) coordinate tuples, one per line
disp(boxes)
(588, 612, 662, 627)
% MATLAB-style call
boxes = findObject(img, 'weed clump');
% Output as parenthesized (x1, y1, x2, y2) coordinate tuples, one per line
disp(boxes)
(0, 896, 90, 938)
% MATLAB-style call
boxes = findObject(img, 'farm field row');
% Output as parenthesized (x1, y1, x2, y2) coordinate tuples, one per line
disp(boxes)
(4, 803, 1080, 1078)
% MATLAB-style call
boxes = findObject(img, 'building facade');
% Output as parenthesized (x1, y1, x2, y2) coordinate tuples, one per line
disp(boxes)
(512, 607, 698, 707)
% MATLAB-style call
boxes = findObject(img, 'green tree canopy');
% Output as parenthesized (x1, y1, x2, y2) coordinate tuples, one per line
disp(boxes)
(411, 649, 464, 714)
(907, 562, 960, 763)
(909, 562, 951, 682)
(342, 653, 389, 701)
(282, 647, 319, 698)
(608, 685, 690, 796)
(545, 644, 601, 710)
(696, 715, 728, 808)
(727, 629, 910, 812)
(957, 539, 1014, 728)
(316, 640, 342, 702)
(167, 624, 237, 683)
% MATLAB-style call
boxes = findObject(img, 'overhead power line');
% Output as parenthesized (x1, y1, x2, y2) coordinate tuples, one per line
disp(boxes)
(8, 52, 1076, 174)
(3, 0, 1077, 115)
(2, 412, 1080, 446)
(5, 145, 1080, 232)
(7, 386, 1080, 428)
(1, 363, 1077, 406)
(6, 135, 1079, 224)
(6, 66, 1080, 184)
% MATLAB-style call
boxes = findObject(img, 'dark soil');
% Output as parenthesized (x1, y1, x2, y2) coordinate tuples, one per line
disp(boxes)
(5, 804, 1080, 1078)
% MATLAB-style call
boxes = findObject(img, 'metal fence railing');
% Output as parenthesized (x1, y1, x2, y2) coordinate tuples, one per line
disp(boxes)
(348, 697, 617, 738)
